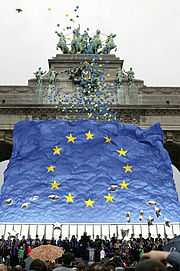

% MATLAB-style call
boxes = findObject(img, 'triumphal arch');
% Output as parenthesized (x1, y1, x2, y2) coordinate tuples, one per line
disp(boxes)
(0, 29, 180, 171)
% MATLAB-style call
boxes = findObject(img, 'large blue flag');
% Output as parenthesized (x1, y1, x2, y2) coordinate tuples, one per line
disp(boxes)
(0, 120, 179, 223)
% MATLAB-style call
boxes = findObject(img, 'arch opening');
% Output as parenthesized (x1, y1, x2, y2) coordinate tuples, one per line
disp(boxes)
(0, 141, 12, 162)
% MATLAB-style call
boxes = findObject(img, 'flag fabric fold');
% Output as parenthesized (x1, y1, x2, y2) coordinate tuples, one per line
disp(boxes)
(0, 120, 179, 223)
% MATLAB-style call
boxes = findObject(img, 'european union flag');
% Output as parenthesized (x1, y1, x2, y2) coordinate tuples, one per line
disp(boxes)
(0, 120, 179, 223)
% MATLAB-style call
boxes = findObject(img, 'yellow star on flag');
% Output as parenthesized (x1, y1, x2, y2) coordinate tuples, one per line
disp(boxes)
(104, 193, 114, 202)
(47, 165, 56, 172)
(65, 193, 74, 203)
(104, 136, 111, 144)
(119, 181, 129, 189)
(52, 146, 62, 155)
(85, 131, 94, 140)
(117, 148, 127, 156)
(51, 180, 60, 190)
(84, 198, 94, 207)
(123, 164, 133, 173)
(66, 133, 77, 143)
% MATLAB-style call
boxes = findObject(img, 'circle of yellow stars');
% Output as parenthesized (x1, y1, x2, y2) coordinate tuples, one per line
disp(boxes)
(46, 130, 133, 207)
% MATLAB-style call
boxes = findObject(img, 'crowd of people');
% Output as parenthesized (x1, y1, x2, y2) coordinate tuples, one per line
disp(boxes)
(0, 232, 178, 271)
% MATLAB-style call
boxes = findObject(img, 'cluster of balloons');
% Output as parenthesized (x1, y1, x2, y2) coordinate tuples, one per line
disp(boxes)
(58, 56, 117, 120)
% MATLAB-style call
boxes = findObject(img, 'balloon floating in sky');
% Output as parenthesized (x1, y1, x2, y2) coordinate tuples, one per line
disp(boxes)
(4, 198, 13, 205)
(147, 200, 157, 206)
(165, 218, 171, 227)
(16, 8, 23, 13)
(21, 202, 30, 209)
(147, 216, 154, 226)
(155, 206, 161, 217)
(126, 212, 131, 223)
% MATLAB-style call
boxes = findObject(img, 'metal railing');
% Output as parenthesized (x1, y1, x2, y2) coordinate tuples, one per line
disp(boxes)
(0, 223, 179, 240)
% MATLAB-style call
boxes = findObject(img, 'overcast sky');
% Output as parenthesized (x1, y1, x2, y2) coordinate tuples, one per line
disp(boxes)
(0, 0, 180, 86)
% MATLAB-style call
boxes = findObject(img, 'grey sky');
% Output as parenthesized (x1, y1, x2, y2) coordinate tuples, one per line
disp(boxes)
(0, 0, 180, 86)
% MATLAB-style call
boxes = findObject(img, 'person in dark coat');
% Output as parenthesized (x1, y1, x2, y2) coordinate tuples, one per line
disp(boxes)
(144, 250, 180, 271)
